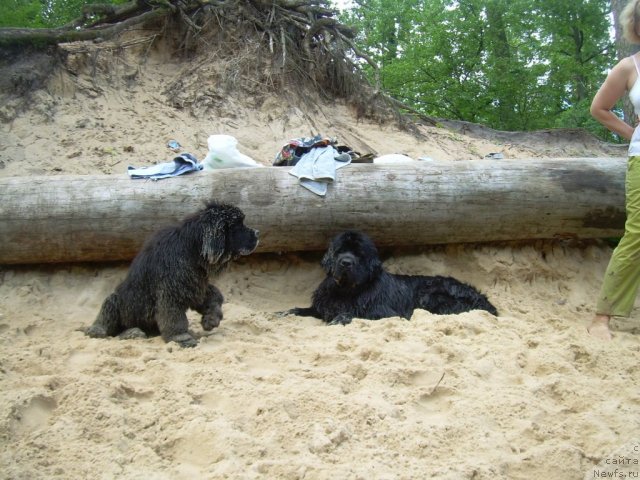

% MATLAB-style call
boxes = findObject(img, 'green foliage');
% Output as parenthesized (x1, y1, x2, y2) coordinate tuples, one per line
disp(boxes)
(342, 0, 617, 138)
(42, 0, 91, 27)
(0, 0, 128, 28)
(0, 0, 46, 27)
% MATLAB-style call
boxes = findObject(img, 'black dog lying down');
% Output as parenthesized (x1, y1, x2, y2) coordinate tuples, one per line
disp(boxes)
(85, 201, 259, 347)
(285, 230, 497, 325)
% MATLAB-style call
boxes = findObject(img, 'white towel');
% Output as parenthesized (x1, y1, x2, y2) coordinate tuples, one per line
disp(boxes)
(289, 147, 351, 196)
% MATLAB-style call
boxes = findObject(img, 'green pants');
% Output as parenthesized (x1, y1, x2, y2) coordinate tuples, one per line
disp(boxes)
(596, 155, 640, 317)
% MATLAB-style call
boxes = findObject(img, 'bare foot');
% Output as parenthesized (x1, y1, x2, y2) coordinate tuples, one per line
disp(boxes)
(587, 314, 612, 341)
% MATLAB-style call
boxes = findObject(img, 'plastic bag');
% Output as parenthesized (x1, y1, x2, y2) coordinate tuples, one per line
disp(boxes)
(373, 153, 415, 164)
(202, 135, 262, 170)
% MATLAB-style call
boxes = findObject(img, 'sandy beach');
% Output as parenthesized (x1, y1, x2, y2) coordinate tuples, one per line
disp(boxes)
(1, 30, 639, 479)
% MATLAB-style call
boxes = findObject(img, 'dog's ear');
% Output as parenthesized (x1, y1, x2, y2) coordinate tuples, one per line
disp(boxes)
(358, 234, 383, 279)
(367, 255, 384, 280)
(201, 212, 227, 264)
(321, 244, 335, 275)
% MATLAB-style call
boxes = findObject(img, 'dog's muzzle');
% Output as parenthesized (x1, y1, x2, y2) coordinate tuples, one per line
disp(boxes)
(239, 229, 259, 256)
(333, 252, 357, 286)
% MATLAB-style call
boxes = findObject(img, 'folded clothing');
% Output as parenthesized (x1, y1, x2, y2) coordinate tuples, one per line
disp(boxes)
(128, 153, 203, 180)
(289, 146, 351, 196)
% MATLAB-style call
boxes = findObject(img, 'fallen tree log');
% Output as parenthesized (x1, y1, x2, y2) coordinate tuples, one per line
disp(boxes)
(0, 158, 627, 265)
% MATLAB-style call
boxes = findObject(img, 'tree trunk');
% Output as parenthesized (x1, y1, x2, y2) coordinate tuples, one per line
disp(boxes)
(0, 159, 627, 265)
(0, 8, 164, 46)
(485, 0, 517, 130)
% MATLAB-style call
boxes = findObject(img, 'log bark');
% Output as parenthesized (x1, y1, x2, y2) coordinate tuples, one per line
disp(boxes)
(0, 158, 627, 265)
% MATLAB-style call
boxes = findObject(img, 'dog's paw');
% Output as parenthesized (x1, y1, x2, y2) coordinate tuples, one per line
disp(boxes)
(119, 328, 147, 340)
(201, 312, 222, 331)
(328, 314, 353, 326)
(85, 324, 107, 338)
(169, 333, 198, 348)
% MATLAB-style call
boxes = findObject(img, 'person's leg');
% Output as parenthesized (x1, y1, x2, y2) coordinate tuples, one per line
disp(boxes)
(590, 155, 640, 339)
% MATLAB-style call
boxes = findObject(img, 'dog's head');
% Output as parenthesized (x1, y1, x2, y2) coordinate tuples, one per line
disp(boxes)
(196, 201, 259, 265)
(321, 230, 383, 288)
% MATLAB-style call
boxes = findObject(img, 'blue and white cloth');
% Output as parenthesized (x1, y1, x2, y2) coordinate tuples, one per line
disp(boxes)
(128, 153, 203, 180)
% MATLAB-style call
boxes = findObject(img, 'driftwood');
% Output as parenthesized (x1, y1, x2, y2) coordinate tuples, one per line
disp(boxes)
(0, 158, 627, 265)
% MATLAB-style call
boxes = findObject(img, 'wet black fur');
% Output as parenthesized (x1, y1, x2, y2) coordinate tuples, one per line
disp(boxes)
(85, 201, 259, 347)
(287, 230, 497, 325)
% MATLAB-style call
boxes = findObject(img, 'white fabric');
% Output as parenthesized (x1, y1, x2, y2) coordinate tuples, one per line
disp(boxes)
(629, 55, 640, 156)
(127, 154, 202, 180)
(289, 146, 351, 196)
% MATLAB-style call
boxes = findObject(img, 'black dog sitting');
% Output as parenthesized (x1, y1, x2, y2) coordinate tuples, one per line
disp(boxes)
(85, 201, 259, 347)
(285, 230, 497, 325)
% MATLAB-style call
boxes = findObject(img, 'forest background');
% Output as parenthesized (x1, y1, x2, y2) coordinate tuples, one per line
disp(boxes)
(1, 0, 637, 141)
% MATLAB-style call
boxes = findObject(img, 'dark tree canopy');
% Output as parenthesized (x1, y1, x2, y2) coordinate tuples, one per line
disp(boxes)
(343, 0, 618, 139)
